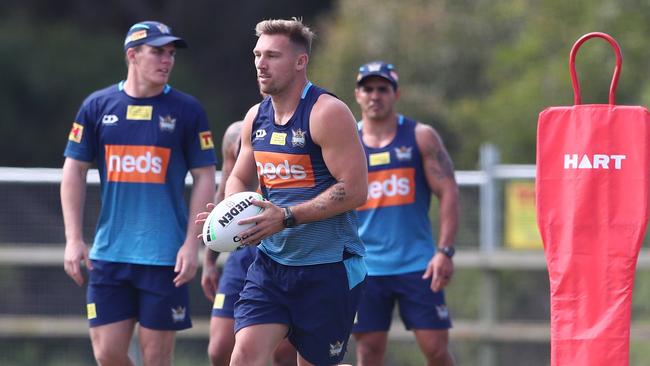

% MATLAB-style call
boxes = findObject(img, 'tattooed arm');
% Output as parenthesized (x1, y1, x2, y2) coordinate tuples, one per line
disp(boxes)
(215, 121, 243, 204)
(416, 123, 460, 291)
(416, 123, 459, 247)
(236, 94, 367, 245)
(292, 94, 368, 223)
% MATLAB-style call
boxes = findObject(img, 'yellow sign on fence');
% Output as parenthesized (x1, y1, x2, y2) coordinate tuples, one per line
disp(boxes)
(504, 181, 543, 249)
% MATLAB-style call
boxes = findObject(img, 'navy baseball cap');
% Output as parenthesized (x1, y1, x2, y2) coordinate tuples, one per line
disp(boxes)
(123, 21, 188, 51)
(356, 61, 399, 89)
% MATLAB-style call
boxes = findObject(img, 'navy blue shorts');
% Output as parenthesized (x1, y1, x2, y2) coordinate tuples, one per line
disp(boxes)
(86, 260, 192, 330)
(352, 270, 451, 332)
(235, 250, 366, 365)
(212, 246, 257, 317)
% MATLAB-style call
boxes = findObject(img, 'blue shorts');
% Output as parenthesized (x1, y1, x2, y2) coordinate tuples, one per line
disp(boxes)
(212, 246, 257, 317)
(87, 260, 192, 330)
(235, 250, 366, 365)
(352, 270, 452, 332)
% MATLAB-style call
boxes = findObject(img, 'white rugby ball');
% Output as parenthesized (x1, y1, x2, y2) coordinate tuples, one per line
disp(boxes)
(202, 191, 265, 252)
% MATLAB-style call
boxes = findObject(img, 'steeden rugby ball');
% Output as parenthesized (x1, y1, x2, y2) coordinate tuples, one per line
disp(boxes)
(202, 191, 264, 252)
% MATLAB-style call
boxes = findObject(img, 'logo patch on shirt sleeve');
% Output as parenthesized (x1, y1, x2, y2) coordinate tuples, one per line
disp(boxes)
(199, 131, 214, 150)
(270, 132, 287, 146)
(369, 152, 391, 166)
(68, 122, 84, 143)
(126, 105, 153, 120)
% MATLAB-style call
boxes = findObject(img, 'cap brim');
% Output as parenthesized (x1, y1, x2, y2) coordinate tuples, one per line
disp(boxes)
(357, 72, 397, 88)
(145, 36, 188, 48)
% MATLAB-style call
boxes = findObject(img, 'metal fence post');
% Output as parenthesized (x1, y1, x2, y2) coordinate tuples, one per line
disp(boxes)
(480, 143, 500, 253)
(129, 333, 142, 365)
(478, 143, 500, 366)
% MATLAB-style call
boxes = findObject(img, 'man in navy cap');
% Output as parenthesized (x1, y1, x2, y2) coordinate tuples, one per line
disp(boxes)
(61, 20, 216, 365)
(351, 61, 459, 365)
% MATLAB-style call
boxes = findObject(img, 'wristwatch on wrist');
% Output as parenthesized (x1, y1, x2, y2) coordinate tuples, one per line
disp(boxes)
(438, 246, 455, 258)
(283, 207, 296, 228)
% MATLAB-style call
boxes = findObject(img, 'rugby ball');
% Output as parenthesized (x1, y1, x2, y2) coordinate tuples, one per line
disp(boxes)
(202, 191, 265, 252)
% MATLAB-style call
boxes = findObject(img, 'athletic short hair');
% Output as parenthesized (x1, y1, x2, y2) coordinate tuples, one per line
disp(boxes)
(255, 17, 315, 55)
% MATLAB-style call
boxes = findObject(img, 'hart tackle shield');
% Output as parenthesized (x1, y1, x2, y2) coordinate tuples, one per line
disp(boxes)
(536, 32, 650, 366)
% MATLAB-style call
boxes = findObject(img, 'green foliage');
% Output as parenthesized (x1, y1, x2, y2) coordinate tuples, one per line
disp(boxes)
(445, 269, 482, 319)
(0, 1, 334, 168)
(0, 17, 121, 166)
(0, 339, 94, 366)
(311, 0, 522, 168)
(311, 0, 650, 168)
(0, 16, 205, 167)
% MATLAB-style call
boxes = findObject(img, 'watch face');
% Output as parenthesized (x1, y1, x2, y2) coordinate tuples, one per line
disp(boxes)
(440, 246, 455, 257)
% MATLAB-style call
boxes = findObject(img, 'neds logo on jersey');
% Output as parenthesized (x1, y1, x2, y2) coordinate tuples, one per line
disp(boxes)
(357, 168, 415, 211)
(254, 151, 315, 188)
(105, 145, 170, 183)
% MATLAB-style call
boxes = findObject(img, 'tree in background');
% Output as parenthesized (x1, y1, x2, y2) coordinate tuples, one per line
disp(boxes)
(3, 0, 650, 169)
(310, 0, 650, 168)
(0, 0, 333, 167)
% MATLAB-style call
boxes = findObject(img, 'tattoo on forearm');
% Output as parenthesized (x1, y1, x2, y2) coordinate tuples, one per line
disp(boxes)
(310, 183, 346, 211)
(329, 183, 346, 202)
(312, 195, 328, 211)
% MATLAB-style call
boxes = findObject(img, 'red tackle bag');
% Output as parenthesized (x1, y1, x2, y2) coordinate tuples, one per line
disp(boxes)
(536, 32, 650, 366)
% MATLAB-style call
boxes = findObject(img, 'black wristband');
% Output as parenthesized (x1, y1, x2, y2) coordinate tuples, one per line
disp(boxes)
(438, 246, 455, 258)
(283, 207, 296, 228)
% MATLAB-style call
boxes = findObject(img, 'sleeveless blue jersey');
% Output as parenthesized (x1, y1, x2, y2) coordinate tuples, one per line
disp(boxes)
(252, 82, 364, 265)
(357, 115, 435, 275)
(64, 82, 217, 265)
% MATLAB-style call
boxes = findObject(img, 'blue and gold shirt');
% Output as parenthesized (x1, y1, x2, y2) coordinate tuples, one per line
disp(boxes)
(357, 115, 435, 275)
(252, 82, 364, 266)
(64, 82, 217, 265)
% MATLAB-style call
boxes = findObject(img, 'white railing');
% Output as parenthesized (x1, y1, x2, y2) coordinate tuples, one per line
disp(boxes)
(1, 144, 644, 366)
(0, 147, 543, 353)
